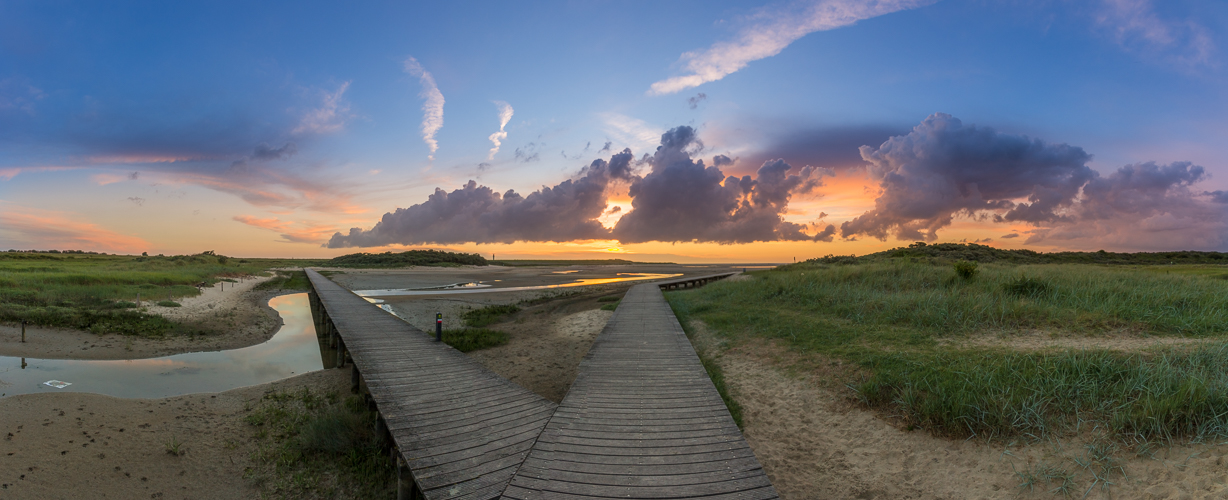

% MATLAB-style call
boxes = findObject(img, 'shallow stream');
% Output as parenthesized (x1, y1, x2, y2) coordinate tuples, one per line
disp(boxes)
(0, 293, 323, 399)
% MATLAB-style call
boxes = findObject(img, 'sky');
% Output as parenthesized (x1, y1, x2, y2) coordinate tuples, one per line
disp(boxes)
(2, 0, 1226, 262)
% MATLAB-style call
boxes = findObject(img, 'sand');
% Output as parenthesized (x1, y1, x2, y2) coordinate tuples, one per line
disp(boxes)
(0, 276, 282, 361)
(0, 365, 349, 500)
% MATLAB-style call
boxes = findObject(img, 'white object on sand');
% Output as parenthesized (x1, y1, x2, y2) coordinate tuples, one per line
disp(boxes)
(43, 380, 71, 389)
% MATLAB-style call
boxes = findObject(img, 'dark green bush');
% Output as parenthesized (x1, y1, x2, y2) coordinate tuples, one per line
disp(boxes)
(954, 260, 979, 281)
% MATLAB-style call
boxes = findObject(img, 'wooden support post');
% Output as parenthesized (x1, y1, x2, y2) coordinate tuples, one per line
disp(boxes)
(336, 339, 346, 368)
(397, 455, 415, 500)
(21, 320, 26, 343)
(351, 364, 360, 393)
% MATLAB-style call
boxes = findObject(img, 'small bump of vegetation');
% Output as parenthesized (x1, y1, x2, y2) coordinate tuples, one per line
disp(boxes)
(462, 304, 521, 327)
(164, 435, 184, 456)
(952, 260, 978, 281)
(442, 328, 509, 352)
(600, 301, 620, 311)
(597, 295, 621, 302)
(156, 300, 181, 307)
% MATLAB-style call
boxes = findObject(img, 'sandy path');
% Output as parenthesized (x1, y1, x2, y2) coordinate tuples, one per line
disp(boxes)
(0, 277, 282, 361)
(0, 367, 349, 499)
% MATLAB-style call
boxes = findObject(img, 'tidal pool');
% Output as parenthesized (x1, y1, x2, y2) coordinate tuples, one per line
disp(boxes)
(354, 272, 683, 297)
(0, 293, 324, 399)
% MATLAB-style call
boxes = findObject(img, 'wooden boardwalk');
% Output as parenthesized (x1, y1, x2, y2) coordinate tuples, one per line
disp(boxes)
(305, 269, 557, 500)
(504, 283, 779, 499)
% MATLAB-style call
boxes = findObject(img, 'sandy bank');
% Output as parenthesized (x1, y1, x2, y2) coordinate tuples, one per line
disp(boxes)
(0, 276, 283, 361)
(0, 367, 348, 499)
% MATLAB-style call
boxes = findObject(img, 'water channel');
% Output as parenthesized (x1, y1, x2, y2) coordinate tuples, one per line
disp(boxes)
(0, 293, 324, 399)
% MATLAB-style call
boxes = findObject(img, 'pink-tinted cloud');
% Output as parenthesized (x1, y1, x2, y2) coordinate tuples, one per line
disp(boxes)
(233, 215, 337, 244)
(0, 207, 149, 253)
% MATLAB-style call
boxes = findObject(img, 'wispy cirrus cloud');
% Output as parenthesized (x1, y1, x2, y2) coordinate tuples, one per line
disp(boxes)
(403, 57, 445, 160)
(487, 101, 514, 160)
(0, 205, 149, 253)
(293, 82, 353, 135)
(648, 0, 936, 95)
(1095, 0, 1216, 67)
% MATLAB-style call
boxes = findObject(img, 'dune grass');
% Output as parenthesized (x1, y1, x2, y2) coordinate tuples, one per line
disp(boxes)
(243, 388, 394, 499)
(442, 328, 509, 352)
(461, 304, 521, 327)
(0, 252, 323, 336)
(666, 259, 1228, 442)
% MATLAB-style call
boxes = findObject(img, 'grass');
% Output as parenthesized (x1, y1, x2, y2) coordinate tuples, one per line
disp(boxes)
(256, 270, 313, 291)
(665, 259, 1228, 443)
(156, 300, 181, 307)
(442, 328, 509, 352)
(164, 435, 184, 456)
(243, 387, 394, 499)
(600, 301, 620, 311)
(461, 304, 520, 327)
(0, 252, 322, 336)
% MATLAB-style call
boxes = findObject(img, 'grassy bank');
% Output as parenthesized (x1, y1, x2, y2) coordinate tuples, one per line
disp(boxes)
(666, 257, 1228, 442)
(0, 251, 323, 336)
(243, 387, 394, 498)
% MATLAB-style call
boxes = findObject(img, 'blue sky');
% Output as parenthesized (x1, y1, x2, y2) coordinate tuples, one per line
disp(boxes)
(2, 0, 1226, 260)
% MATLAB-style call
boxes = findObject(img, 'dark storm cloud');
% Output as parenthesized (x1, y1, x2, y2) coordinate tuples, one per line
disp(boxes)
(841, 113, 1095, 241)
(747, 124, 906, 172)
(611, 126, 829, 244)
(326, 150, 637, 247)
(712, 154, 734, 167)
(839, 113, 1227, 249)
(328, 126, 832, 247)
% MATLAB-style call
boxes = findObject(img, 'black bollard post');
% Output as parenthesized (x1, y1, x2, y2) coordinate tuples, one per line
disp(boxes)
(435, 312, 442, 342)
(21, 320, 26, 343)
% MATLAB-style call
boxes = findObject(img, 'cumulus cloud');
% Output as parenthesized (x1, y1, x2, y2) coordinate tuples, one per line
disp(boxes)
(844, 113, 1228, 250)
(841, 113, 1095, 241)
(648, 0, 936, 95)
(293, 82, 352, 135)
(487, 101, 514, 160)
(326, 150, 636, 247)
(611, 126, 831, 244)
(403, 57, 445, 160)
(327, 126, 832, 247)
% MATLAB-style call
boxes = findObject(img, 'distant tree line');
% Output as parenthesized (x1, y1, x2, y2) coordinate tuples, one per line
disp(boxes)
(327, 250, 488, 268)
(793, 242, 1228, 267)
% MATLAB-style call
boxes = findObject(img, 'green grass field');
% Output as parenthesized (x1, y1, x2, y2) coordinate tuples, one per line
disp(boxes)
(666, 255, 1228, 444)
(0, 251, 324, 336)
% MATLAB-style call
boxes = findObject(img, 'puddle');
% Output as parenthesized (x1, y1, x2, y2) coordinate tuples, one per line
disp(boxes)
(0, 293, 324, 399)
(354, 273, 684, 297)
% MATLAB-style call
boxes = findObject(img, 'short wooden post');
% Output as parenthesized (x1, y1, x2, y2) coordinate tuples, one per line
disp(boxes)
(397, 455, 415, 500)
(21, 320, 26, 343)
(136, 293, 140, 306)
(435, 312, 442, 342)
